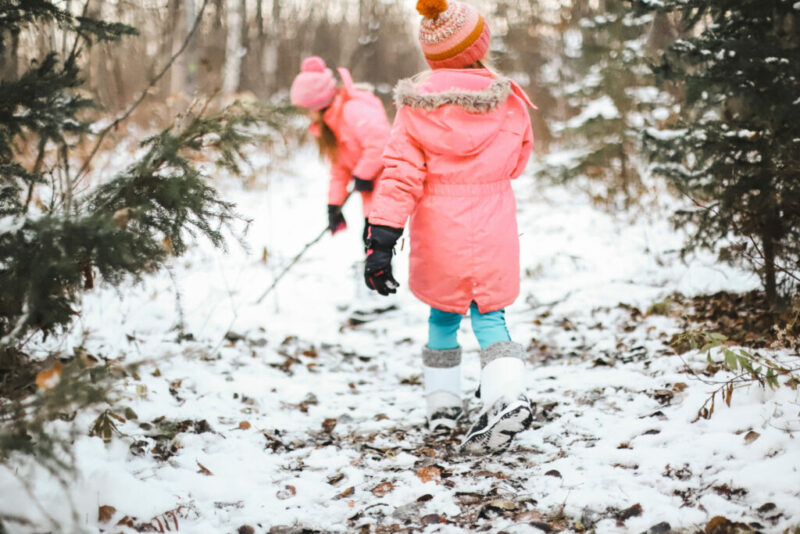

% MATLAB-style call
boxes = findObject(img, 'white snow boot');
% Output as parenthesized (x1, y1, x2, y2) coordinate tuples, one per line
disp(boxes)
(423, 347, 463, 431)
(461, 342, 533, 454)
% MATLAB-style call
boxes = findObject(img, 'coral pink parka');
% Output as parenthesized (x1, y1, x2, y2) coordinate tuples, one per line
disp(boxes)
(369, 69, 535, 314)
(322, 68, 391, 215)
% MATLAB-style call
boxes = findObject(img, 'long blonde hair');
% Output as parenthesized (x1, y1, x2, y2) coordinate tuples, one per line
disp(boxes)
(313, 116, 339, 163)
(469, 58, 499, 76)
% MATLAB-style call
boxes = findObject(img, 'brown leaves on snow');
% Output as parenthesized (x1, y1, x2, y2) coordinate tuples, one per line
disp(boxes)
(415, 466, 441, 484)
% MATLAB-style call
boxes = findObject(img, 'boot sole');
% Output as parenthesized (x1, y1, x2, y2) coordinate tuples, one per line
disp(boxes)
(427, 408, 463, 432)
(460, 401, 533, 454)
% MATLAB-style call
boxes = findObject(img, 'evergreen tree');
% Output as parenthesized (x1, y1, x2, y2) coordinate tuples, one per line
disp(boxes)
(635, 0, 800, 304)
(0, 2, 290, 505)
(542, 0, 663, 206)
(0, 4, 272, 363)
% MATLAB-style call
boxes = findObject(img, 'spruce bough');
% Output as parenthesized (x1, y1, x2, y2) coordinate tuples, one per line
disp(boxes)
(635, 0, 800, 304)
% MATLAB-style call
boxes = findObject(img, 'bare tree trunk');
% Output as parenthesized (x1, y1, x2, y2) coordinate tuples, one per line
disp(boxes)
(222, 0, 243, 94)
(169, 0, 188, 95)
(763, 229, 778, 306)
(237, 0, 249, 91)
(247, 0, 266, 97)
(263, 0, 280, 93)
(184, 0, 198, 91)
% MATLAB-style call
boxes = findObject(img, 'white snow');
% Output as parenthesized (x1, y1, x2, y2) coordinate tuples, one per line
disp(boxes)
(566, 96, 620, 129)
(0, 215, 24, 235)
(1, 142, 798, 533)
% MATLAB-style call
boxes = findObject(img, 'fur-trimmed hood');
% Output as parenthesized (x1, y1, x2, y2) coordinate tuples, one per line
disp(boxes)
(393, 69, 535, 113)
(394, 76, 513, 113)
(390, 69, 534, 155)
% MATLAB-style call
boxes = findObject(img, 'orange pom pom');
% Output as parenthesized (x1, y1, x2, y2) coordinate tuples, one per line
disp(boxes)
(416, 0, 448, 19)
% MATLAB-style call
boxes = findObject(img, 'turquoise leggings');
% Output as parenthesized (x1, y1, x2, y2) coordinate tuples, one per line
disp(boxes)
(428, 302, 511, 351)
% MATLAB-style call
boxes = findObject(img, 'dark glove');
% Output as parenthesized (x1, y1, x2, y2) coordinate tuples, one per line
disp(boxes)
(364, 224, 403, 296)
(327, 204, 347, 234)
(353, 176, 374, 192)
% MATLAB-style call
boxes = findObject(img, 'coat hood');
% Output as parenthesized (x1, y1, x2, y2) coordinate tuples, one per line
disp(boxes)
(393, 69, 534, 155)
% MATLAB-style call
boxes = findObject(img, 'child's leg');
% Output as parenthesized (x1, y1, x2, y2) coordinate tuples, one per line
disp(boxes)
(468, 302, 510, 350)
(428, 307, 462, 350)
(424, 307, 464, 430)
(469, 302, 522, 406)
(462, 302, 532, 453)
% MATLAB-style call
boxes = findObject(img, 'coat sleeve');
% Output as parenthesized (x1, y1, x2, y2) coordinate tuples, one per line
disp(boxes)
(328, 160, 350, 206)
(368, 107, 426, 229)
(344, 100, 391, 181)
(510, 115, 534, 180)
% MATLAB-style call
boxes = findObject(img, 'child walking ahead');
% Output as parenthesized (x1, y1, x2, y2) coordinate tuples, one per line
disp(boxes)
(364, 0, 536, 454)
(290, 57, 391, 245)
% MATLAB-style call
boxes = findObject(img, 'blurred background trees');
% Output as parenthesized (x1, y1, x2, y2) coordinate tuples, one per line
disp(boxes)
(0, 0, 798, 325)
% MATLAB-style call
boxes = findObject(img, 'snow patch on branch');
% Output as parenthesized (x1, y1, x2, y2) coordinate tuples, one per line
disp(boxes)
(566, 96, 620, 129)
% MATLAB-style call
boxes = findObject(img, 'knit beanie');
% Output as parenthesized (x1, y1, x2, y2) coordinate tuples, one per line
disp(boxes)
(290, 56, 337, 110)
(416, 0, 491, 69)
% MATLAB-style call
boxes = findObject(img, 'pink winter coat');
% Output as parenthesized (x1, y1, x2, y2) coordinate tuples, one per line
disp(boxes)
(369, 68, 534, 314)
(323, 68, 391, 215)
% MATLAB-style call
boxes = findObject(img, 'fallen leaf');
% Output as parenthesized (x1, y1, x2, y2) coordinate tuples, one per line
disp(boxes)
(486, 499, 517, 511)
(672, 382, 688, 392)
(327, 473, 345, 486)
(513, 510, 544, 522)
(653, 389, 675, 405)
(116, 516, 135, 527)
(757, 502, 776, 515)
(416, 494, 433, 502)
(475, 470, 508, 479)
(371, 481, 394, 497)
(98, 505, 116, 523)
(322, 418, 337, 433)
(705, 516, 750, 533)
(744, 431, 760, 444)
(336, 486, 355, 499)
(545, 469, 562, 478)
(415, 447, 437, 457)
(238, 526, 255, 534)
(416, 466, 441, 484)
(646, 522, 672, 534)
(35, 362, 63, 390)
(276, 485, 296, 500)
(616, 503, 643, 522)
(420, 514, 446, 526)
(238, 421, 251, 430)
(196, 460, 213, 476)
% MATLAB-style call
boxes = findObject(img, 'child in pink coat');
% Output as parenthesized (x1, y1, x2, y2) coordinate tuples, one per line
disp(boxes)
(290, 57, 391, 245)
(364, 0, 536, 454)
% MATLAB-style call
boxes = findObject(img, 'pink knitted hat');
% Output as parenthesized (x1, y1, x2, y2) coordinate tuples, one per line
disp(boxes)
(290, 56, 337, 110)
(417, 0, 491, 69)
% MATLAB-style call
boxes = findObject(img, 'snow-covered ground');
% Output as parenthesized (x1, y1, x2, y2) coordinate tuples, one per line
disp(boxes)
(1, 145, 799, 533)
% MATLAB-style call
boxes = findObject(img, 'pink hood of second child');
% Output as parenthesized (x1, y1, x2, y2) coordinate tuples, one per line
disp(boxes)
(322, 67, 391, 213)
(369, 68, 535, 314)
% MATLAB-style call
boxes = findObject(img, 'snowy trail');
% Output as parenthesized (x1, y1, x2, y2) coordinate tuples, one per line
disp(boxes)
(2, 148, 799, 533)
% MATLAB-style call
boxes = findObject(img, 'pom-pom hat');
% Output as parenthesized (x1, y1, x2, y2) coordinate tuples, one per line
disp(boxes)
(290, 56, 337, 110)
(416, 0, 491, 69)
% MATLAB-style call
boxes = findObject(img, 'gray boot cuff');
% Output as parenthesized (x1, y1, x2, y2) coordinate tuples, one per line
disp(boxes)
(480, 341, 525, 368)
(422, 347, 462, 368)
